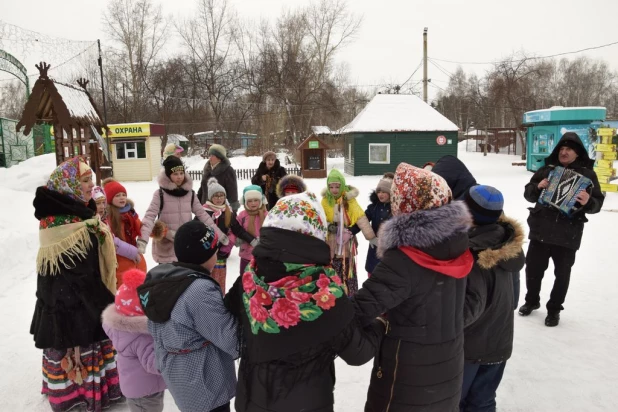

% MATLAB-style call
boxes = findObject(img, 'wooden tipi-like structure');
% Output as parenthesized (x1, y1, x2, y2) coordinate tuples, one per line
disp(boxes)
(17, 62, 109, 181)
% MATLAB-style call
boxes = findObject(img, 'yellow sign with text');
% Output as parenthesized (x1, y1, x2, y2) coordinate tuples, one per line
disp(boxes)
(108, 123, 151, 138)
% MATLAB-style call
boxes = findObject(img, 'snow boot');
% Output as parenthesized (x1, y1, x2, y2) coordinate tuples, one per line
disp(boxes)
(545, 311, 560, 327)
(518, 302, 540, 316)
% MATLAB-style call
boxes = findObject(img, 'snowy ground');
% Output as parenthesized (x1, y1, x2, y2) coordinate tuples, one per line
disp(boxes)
(1, 146, 618, 411)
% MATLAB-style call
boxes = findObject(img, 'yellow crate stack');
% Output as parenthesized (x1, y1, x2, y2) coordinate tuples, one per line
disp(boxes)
(595, 128, 618, 192)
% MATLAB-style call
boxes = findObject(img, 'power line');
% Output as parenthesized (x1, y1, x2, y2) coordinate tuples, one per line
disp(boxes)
(400, 59, 423, 88)
(430, 40, 618, 65)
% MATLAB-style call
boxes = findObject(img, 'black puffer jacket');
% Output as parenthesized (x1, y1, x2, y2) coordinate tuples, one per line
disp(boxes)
(353, 201, 473, 412)
(198, 158, 239, 211)
(524, 133, 604, 250)
(30, 188, 114, 349)
(432, 155, 478, 200)
(225, 227, 384, 412)
(251, 159, 287, 210)
(464, 216, 525, 364)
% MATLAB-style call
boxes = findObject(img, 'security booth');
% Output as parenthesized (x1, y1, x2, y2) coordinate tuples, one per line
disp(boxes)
(109, 122, 164, 181)
(523, 106, 606, 172)
(297, 134, 329, 178)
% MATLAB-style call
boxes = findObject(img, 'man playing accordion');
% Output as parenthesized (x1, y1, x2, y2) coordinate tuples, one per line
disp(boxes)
(519, 132, 604, 327)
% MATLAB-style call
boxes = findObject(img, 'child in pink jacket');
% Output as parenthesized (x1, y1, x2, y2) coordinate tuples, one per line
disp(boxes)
(236, 185, 267, 275)
(102, 269, 167, 411)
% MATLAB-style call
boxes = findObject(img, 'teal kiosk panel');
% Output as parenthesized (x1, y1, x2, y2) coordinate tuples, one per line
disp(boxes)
(524, 107, 606, 172)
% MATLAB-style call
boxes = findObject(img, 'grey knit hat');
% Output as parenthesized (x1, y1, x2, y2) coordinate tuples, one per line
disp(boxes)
(376, 177, 393, 194)
(207, 177, 226, 201)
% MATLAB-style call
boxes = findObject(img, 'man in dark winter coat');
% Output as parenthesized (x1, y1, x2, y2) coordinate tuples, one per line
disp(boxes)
(353, 163, 474, 412)
(461, 185, 525, 411)
(224, 192, 385, 412)
(251, 151, 287, 210)
(519, 132, 604, 326)
(198, 144, 240, 212)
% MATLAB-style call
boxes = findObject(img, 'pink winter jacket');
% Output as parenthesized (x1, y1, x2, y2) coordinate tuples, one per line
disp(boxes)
(236, 209, 265, 261)
(140, 170, 224, 263)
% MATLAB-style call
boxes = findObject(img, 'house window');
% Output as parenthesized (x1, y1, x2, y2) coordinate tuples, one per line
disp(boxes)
(116, 142, 147, 160)
(369, 143, 390, 164)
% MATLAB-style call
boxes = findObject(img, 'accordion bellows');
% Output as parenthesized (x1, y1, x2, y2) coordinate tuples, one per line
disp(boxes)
(539, 166, 592, 216)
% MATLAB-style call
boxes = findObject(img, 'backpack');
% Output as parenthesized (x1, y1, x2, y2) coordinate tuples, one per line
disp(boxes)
(158, 188, 195, 218)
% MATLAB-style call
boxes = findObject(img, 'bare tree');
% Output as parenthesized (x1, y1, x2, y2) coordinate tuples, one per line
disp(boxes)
(103, 0, 169, 120)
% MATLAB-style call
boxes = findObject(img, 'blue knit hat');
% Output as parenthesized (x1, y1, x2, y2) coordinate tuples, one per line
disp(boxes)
(465, 185, 504, 224)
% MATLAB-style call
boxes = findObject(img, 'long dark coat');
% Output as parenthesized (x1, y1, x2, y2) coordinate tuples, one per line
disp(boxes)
(198, 157, 239, 211)
(353, 201, 473, 412)
(251, 159, 287, 210)
(364, 191, 391, 273)
(524, 133, 604, 250)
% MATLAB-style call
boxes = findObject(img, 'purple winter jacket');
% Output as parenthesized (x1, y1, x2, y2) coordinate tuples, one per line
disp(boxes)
(101, 305, 167, 399)
(139, 170, 225, 263)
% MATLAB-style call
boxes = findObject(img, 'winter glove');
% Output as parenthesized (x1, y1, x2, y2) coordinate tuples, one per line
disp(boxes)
(235, 238, 243, 248)
(231, 201, 240, 213)
(250, 238, 260, 248)
(137, 239, 147, 255)
(369, 237, 379, 248)
(219, 233, 230, 246)
(166, 229, 176, 242)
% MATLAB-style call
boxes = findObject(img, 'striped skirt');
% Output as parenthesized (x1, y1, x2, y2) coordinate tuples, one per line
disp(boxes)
(41, 339, 123, 412)
(210, 258, 227, 294)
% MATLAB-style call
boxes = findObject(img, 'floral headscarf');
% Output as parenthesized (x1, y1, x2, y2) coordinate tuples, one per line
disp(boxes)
(46, 157, 92, 202)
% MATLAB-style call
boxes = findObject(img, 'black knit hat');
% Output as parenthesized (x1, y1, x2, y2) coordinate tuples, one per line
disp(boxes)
(174, 220, 219, 265)
(163, 155, 184, 178)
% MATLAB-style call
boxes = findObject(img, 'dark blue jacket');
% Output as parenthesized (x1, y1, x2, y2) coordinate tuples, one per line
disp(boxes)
(364, 191, 391, 273)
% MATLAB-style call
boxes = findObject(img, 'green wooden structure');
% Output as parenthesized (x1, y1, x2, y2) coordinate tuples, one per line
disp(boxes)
(339, 94, 460, 176)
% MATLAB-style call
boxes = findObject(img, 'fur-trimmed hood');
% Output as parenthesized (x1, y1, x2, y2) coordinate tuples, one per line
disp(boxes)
(470, 215, 525, 270)
(101, 304, 149, 333)
(276, 174, 307, 198)
(320, 185, 359, 200)
(378, 201, 472, 257)
(157, 168, 194, 191)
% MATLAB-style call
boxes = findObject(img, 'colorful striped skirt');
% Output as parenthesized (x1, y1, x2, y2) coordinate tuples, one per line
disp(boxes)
(210, 258, 227, 294)
(41, 339, 123, 412)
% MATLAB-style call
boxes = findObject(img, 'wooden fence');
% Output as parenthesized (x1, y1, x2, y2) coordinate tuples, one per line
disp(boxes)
(187, 167, 302, 182)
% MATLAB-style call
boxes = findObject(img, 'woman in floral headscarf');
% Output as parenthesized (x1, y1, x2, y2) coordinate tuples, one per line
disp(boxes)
(31, 157, 123, 412)
(225, 192, 386, 411)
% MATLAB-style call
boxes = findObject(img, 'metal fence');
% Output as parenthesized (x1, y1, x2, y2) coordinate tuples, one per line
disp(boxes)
(187, 167, 302, 182)
(0, 117, 35, 168)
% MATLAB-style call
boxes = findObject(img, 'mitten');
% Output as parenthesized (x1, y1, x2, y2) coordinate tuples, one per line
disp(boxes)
(137, 239, 147, 255)
(235, 238, 243, 247)
(166, 229, 176, 241)
(250, 238, 259, 248)
(369, 237, 379, 248)
(219, 233, 229, 246)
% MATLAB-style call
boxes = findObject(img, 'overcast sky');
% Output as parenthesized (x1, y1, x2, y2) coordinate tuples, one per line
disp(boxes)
(2, 0, 618, 103)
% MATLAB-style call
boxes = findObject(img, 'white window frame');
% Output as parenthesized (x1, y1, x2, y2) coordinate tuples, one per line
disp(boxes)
(348, 143, 353, 160)
(368, 143, 390, 164)
(116, 142, 147, 160)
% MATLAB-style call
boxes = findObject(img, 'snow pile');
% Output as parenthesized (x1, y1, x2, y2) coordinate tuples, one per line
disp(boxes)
(2, 152, 618, 411)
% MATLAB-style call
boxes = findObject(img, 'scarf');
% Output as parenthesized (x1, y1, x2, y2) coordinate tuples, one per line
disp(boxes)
(205, 201, 232, 228)
(37, 215, 118, 294)
(120, 208, 141, 246)
(246, 207, 266, 237)
(399, 245, 473, 279)
(46, 157, 92, 202)
(242, 259, 347, 335)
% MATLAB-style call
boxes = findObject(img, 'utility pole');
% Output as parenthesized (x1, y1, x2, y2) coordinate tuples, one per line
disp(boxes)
(423, 27, 428, 103)
(97, 39, 113, 175)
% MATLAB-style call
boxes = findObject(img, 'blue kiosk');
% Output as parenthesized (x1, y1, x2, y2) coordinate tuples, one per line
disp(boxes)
(523, 106, 607, 172)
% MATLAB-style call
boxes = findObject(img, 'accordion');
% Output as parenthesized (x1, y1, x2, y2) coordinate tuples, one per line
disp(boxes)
(538, 166, 592, 216)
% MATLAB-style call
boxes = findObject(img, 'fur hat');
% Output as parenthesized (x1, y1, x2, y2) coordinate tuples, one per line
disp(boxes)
(163, 143, 183, 159)
(174, 220, 219, 265)
(465, 185, 504, 225)
(92, 186, 106, 203)
(208, 144, 227, 160)
(391, 162, 452, 215)
(263, 192, 327, 241)
(262, 151, 277, 161)
(102, 178, 127, 205)
(276, 174, 307, 198)
(242, 184, 265, 207)
(115, 269, 146, 317)
(376, 175, 393, 195)
(207, 177, 226, 201)
(163, 155, 184, 178)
